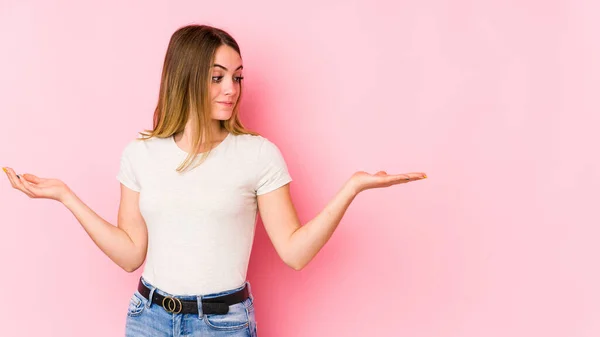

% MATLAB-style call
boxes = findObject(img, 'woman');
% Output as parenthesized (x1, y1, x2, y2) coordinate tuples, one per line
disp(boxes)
(2, 24, 426, 336)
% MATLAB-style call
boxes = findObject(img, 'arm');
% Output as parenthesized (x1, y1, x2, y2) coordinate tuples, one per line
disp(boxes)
(257, 180, 357, 271)
(257, 171, 426, 271)
(2, 166, 147, 273)
(61, 185, 148, 272)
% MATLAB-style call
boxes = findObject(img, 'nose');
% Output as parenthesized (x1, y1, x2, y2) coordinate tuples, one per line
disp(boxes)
(223, 78, 238, 97)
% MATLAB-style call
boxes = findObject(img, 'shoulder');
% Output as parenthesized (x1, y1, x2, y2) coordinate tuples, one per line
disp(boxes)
(120, 135, 167, 157)
(229, 133, 267, 151)
(231, 133, 264, 144)
(231, 133, 282, 154)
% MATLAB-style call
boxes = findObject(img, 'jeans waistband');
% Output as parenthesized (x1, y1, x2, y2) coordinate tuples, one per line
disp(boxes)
(139, 276, 253, 301)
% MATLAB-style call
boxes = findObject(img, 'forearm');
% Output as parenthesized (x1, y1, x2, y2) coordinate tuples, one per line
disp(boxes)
(287, 180, 358, 270)
(61, 192, 141, 272)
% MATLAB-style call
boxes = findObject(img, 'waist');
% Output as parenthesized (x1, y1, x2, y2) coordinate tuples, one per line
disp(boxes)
(137, 276, 251, 315)
(141, 263, 249, 295)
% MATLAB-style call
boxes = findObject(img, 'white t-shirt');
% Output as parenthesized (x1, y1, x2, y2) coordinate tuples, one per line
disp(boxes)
(116, 132, 292, 295)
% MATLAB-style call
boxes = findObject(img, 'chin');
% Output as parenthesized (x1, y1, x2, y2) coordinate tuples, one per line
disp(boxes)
(212, 113, 233, 121)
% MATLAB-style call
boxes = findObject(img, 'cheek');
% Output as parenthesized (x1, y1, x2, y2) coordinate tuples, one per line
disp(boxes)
(210, 85, 220, 100)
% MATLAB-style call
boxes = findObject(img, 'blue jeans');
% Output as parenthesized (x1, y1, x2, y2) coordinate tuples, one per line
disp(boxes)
(125, 277, 258, 337)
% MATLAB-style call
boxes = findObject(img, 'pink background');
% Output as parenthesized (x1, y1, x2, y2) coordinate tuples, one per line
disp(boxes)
(1, 0, 599, 336)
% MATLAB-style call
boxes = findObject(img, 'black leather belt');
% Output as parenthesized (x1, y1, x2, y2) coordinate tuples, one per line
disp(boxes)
(137, 278, 250, 315)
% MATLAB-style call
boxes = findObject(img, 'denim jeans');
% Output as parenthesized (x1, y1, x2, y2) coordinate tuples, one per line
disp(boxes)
(125, 277, 258, 337)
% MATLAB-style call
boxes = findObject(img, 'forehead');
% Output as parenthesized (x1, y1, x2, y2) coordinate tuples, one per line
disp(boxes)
(213, 45, 242, 69)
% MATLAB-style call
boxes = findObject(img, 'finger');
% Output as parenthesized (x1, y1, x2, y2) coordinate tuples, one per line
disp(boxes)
(3, 167, 17, 187)
(387, 174, 423, 184)
(410, 172, 427, 179)
(399, 173, 427, 180)
(391, 174, 414, 181)
(22, 173, 44, 184)
(20, 177, 40, 198)
(20, 177, 34, 195)
(381, 174, 411, 184)
(13, 170, 35, 197)
(7, 168, 35, 197)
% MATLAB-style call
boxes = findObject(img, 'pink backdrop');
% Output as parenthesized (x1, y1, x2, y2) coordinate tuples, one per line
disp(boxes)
(1, 1, 599, 336)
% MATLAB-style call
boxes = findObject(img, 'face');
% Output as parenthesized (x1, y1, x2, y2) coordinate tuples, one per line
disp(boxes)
(209, 45, 243, 120)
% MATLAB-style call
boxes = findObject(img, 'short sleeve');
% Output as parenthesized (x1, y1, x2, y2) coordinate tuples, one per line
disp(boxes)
(116, 140, 141, 192)
(255, 138, 293, 195)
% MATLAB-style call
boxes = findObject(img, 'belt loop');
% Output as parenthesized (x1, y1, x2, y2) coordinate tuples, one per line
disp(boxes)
(146, 286, 156, 309)
(196, 295, 204, 319)
(246, 281, 254, 301)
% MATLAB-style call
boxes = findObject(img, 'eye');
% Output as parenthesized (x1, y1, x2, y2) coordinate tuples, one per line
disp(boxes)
(212, 76, 244, 83)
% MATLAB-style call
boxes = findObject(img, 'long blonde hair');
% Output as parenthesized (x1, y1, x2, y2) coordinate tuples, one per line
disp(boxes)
(138, 24, 259, 172)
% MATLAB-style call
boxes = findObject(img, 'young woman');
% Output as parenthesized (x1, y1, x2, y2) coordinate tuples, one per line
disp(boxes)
(2, 24, 426, 336)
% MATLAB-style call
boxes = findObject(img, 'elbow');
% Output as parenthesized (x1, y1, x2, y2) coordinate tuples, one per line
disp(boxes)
(287, 262, 304, 271)
(284, 256, 305, 271)
(122, 259, 144, 273)
(122, 251, 146, 273)
(122, 264, 139, 273)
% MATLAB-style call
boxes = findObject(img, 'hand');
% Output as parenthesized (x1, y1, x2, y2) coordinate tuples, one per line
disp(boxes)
(2, 167, 72, 203)
(349, 170, 427, 194)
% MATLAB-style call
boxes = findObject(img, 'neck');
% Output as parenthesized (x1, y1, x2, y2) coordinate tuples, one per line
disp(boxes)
(174, 121, 228, 152)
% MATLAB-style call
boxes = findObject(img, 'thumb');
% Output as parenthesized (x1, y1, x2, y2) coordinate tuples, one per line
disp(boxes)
(22, 173, 44, 184)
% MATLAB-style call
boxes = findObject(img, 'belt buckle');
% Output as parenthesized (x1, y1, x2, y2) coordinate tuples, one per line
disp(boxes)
(162, 296, 183, 314)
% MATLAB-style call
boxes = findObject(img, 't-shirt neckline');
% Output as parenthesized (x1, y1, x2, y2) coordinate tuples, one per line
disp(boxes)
(171, 132, 232, 156)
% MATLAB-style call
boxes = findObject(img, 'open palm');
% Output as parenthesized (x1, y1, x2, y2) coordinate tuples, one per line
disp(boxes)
(3, 167, 71, 202)
(350, 170, 427, 193)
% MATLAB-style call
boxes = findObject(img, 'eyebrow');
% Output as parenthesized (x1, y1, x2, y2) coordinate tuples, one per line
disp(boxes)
(213, 63, 243, 71)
